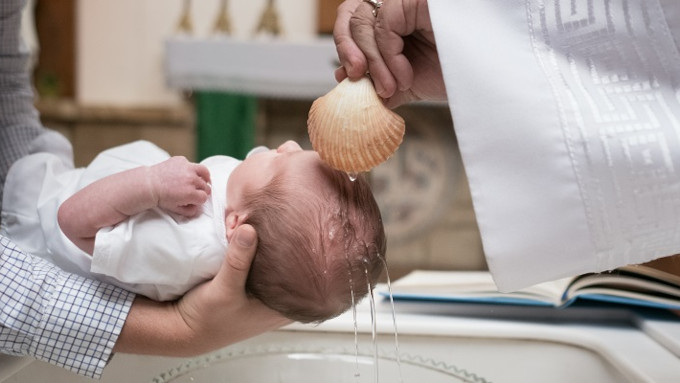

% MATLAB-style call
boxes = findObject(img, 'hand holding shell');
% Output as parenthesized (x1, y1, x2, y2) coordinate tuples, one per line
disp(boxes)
(307, 77, 405, 173)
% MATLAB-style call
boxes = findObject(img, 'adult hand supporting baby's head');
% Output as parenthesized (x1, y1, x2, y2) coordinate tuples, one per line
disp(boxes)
(115, 224, 290, 356)
(175, 224, 291, 351)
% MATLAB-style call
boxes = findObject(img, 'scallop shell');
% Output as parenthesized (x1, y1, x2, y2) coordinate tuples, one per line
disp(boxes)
(307, 77, 405, 173)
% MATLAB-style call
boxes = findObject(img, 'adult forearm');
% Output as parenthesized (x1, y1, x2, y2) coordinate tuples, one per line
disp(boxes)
(113, 297, 199, 356)
(113, 297, 240, 357)
(115, 293, 287, 357)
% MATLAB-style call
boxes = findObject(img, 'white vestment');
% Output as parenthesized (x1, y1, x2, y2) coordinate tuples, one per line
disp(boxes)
(429, 0, 680, 291)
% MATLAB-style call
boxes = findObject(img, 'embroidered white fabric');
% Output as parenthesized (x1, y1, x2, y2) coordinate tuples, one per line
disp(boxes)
(430, 0, 680, 291)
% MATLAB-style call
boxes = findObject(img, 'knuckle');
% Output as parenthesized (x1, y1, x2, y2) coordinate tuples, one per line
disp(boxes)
(349, 14, 371, 29)
(346, 54, 364, 70)
(374, 22, 390, 37)
(227, 253, 250, 272)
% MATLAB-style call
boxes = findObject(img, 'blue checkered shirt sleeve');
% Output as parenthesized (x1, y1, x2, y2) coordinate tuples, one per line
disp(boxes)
(0, 236, 135, 379)
(2, 0, 136, 379)
(0, 0, 47, 206)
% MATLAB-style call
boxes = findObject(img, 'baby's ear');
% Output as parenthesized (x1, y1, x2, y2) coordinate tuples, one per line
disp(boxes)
(225, 211, 249, 242)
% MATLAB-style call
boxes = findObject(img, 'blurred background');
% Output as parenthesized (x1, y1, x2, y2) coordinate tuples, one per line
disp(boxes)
(27, 0, 486, 280)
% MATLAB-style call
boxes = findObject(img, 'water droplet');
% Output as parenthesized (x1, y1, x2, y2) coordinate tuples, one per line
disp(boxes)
(380, 255, 404, 383)
(365, 265, 379, 383)
(347, 172, 358, 182)
(348, 270, 360, 382)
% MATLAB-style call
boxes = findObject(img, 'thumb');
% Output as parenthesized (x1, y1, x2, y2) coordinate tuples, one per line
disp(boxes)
(217, 224, 258, 291)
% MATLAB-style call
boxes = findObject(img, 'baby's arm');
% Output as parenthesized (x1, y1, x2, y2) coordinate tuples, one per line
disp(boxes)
(58, 156, 211, 255)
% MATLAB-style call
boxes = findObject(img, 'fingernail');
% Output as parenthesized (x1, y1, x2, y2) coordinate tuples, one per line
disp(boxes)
(334, 66, 347, 82)
(375, 83, 385, 97)
(345, 63, 354, 76)
(236, 227, 256, 247)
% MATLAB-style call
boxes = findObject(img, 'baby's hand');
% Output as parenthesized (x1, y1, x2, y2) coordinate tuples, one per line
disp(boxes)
(149, 156, 212, 217)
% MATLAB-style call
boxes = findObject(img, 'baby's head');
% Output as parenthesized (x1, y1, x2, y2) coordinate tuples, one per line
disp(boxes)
(226, 141, 386, 323)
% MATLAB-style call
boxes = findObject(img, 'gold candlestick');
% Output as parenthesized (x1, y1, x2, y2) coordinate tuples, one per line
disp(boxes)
(176, 0, 193, 34)
(254, 0, 282, 37)
(212, 0, 232, 35)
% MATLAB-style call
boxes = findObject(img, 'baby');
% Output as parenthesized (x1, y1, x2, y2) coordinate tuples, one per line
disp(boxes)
(0, 133, 386, 323)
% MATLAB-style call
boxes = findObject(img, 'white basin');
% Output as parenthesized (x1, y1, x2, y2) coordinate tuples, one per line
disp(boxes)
(2, 287, 679, 382)
(151, 341, 485, 383)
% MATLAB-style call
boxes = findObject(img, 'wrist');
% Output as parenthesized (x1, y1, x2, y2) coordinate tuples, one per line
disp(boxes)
(115, 297, 202, 356)
(143, 166, 160, 207)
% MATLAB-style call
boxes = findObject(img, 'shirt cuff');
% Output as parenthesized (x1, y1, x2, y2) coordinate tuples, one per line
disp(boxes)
(33, 272, 135, 379)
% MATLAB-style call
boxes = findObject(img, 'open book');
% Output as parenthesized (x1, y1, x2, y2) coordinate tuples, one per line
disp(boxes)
(382, 257, 680, 310)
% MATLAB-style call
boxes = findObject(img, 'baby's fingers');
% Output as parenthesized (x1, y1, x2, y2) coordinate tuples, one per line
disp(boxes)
(194, 164, 211, 183)
(173, 204, 201, 218)
(193, 164, 211, 195)
(184, 188, 210, 207)
(168, 189, 210, 217)
(193, 175, 211, 196)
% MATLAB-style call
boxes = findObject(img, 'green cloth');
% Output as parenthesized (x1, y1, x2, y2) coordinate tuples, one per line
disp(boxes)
(195, 91, 257, 160)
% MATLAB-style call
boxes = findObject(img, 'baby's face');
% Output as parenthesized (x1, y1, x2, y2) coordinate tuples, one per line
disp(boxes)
(226, 140, 327, 217)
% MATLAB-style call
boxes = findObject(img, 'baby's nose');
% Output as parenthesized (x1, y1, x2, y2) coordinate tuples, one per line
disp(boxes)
(277, 140, 302, 153)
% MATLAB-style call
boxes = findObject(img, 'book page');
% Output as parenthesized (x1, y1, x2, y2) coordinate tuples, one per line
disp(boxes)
(567, 275, 680, 298)
(563, 257, 680, 309)
(383, 270, 572, 307)
(568, 287, 680, 309)
(631, 255, 680, 285)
